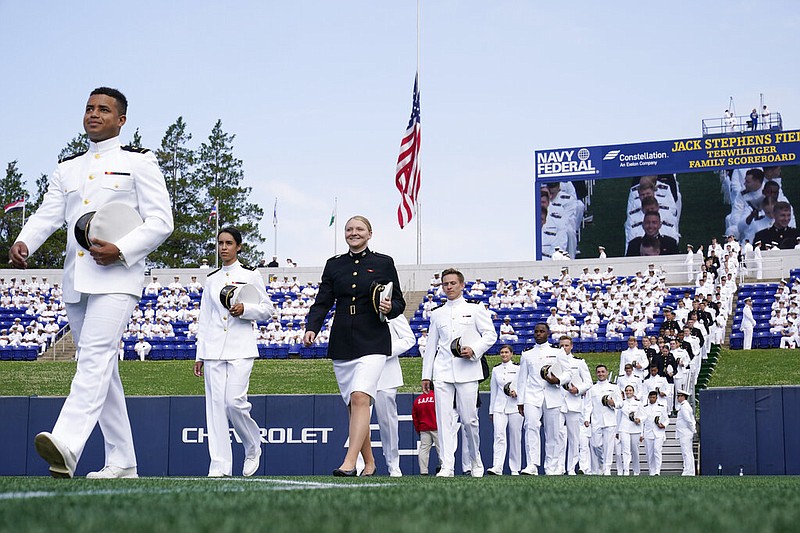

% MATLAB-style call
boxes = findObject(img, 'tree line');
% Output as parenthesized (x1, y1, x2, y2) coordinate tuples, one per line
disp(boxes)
(0, 118, 265, 269)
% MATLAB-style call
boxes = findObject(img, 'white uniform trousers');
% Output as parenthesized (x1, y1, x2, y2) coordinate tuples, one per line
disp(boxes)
(491, 411, 523, 474)
(375, 389, 401, 476)
(522, 403, 542, 471)
(619, 432, 642, 475)
(591, 425, 616, 475)
(563, 411, 583, 474)
(679, 434, 696, 476)
(645, 436, 665, 475)
(53, 293, 138, 468)
(203, 358, 262, 476)
(578, 422, 591, 473)
(418, 430, 439, 473)
(743, 326, 754, 350)
(434, 380, 481, 475)
(542, 406, 565, 475)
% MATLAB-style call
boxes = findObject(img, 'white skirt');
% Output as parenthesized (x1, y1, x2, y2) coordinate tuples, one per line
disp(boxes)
(333, 353, 387, 405)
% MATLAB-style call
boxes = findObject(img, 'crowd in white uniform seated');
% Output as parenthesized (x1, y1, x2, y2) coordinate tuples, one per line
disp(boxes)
(0, 276, 68, 355)
(414, 264, 728, 352)
(121, 274, 329, 355)
(767, 277, 800, 349)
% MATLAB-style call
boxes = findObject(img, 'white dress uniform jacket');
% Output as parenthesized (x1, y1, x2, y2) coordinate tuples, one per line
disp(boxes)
(642, 400, 670, 439)
(422, 297, 497, 384)
(587, 380, 621, 429)
(619, 347, 648, 380)
(675, 399, 696, 439)
(490, 361, 520, 414)
(17, 137, 174, 303)
(562, 355, 592, 413)
(196, 261, 275, 360)
(516, 344, 572, 409)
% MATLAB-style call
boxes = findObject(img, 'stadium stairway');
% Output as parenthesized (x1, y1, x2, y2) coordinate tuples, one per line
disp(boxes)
(403, 291, 427, 321)
(41, 331, 76, 361)
(608, 415, 692, 476)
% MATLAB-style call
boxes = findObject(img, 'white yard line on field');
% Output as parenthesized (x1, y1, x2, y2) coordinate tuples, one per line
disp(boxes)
(0, 477, 387, 501)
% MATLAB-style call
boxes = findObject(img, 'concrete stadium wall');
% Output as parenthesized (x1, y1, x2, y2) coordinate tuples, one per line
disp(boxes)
(699, 386, 800, 475)
(3, 248, 800, 292)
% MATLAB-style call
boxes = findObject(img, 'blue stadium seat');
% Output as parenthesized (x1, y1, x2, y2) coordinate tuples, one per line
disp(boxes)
(755, 331, 771, 349)
(729, 332, 744, 349)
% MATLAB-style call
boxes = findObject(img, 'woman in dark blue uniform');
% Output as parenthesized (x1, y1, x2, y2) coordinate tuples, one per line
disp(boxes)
(303, 215, 405, 476)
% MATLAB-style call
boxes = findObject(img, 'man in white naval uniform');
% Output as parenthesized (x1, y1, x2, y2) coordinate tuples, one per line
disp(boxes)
(517, 323, 572, 475)
(487, 344, 523, 475)
(675, 390, 696, 476)
(374, 314, 416, 477)
(132, 335, 152, 362)
(619, 336, 648, 382)
(585, 365, 621, 475)
(741, 297, 756, 350)
(557, 336, 592, 475)
(422, 268, 497, 477)
(642, 390, 670, 475)
(9, 87, 173, 478)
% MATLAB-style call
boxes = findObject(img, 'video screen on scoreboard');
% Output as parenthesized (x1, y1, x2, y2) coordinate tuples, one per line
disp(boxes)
(538, 164, 800, 260)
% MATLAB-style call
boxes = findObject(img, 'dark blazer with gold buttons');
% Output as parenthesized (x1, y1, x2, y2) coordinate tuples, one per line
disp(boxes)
(305, 248, 405, 360)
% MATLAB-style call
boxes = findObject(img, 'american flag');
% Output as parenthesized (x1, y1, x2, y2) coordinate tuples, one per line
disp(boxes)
(208, 201, 218, 223)
(395, 74, 421, 229)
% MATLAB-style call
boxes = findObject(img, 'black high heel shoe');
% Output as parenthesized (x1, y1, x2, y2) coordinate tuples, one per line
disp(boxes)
(333, 467, 357, 477)
(360, 468, 376, 477)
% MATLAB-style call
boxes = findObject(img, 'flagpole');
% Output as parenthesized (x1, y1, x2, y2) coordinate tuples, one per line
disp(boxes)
(22, 200, 26, 227)
(273, 197, 278, 259)
(416, 0, 421, 265)
(416, 202, 421, 264)
(333, 196, 338, 256)
(214, 198, 220, 269)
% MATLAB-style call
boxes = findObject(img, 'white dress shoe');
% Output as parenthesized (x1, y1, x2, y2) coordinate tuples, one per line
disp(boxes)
(34, 432, 76, 479)
(520, 466, 539, 476)
(243, 451, 261, 477)
(86, 466, 138, 479)
(435, 469, 454, 478)
(207, 471, 228, 478)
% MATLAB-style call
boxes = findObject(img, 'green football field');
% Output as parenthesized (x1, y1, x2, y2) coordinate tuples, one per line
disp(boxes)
(1, 475, 799, 533)
(2, 347, 799, 397)
(2, 348, 799, 532)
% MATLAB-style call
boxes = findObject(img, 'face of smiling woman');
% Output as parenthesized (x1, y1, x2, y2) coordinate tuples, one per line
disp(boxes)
(345, 217, 372, 253)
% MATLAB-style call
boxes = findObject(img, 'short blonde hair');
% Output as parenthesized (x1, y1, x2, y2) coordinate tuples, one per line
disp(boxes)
(347, 215, 372, 233)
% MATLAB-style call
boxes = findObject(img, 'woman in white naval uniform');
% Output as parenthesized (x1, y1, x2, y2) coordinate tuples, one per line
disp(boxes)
(487, 345, 523, 475)
(193, 228, 275, 477)
(616, 385, 644, 476)
(373, 314, 415, 477)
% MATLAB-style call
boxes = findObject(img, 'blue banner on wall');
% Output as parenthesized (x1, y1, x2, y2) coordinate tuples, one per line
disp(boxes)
(1, 393, 511, 477)
(535, 130, 800, 184)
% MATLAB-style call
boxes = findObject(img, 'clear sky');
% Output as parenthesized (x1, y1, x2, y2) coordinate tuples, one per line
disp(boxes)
(1, 1, 798, 267)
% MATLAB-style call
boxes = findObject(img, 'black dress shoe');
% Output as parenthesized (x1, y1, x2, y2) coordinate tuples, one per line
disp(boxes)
(333, 468, 357, 477)
(360, 469, 376, 477)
